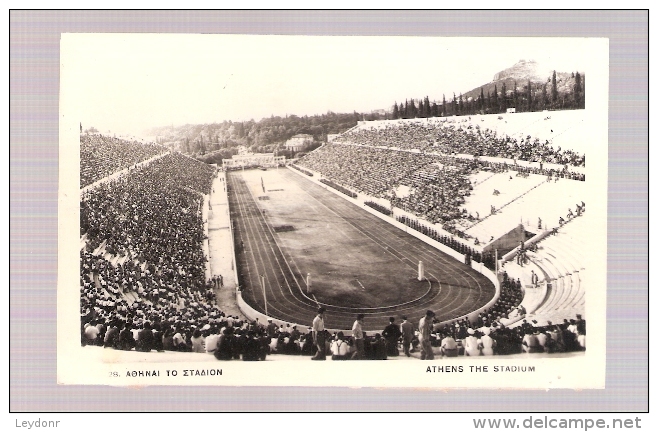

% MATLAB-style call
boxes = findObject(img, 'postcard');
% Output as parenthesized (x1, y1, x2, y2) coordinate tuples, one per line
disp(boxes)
(58, 34, 608, 389)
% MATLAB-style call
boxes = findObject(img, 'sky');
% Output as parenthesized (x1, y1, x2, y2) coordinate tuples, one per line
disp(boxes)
(61, 34, 602, 137)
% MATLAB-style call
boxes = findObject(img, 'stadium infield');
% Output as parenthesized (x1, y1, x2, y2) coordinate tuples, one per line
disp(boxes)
(228, 168, 495, 331)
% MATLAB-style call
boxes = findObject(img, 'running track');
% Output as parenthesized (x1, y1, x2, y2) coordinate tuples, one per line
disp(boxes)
(228, 169, 495, 331)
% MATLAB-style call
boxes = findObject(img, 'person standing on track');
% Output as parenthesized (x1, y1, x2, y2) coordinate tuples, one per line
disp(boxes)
(351, 314, 365, 360)
(418, 310, 435, 360)
(311, 307, 326, 360)
(382, 317, 402, 357)
(400, 316, 414, 357)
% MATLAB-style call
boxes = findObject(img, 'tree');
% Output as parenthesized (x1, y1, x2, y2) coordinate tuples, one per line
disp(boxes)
(404, 99, 409, 118)
(512, 81, 519, 109)
(491, 84, 500, 112)
(458, 93, 464, 115)
(526, 79, 532, 111)
(501, 82, 507, 111)
(541, 84, 548, 110)
(424, 96, 430, 118)
(392, 102, 399, 119)
(199, 136, 206, 154)
(574, 71, 583, 108)
(442, 94, 447, 116)
(551, 70, 558, 108)
(409, 98, 417, 118)
(479, 87, 485, 112)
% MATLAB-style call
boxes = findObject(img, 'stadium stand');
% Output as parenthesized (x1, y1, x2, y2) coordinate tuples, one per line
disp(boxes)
(335, 118, 585, 167)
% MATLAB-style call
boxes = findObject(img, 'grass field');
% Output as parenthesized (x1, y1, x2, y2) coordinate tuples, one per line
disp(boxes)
(228, 167, 495, 331)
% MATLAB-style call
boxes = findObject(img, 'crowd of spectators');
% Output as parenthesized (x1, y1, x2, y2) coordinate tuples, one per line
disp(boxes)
(80, 133, 167, 187)
(299, 145, 423, 199)
(81, 152, 223, 350)
(334, 121, 585, 167)
(81, 153, 214, 262)
(81, 250, 230, 352)
(422, 313, 586, 357)
(299, 145, 472, 224)
(410, 272, 584, 357)
(449, 156, 585, 182)
(391, 163, 472, 224)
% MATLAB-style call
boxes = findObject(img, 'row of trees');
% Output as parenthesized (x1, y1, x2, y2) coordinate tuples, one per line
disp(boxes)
(391, 71, 585, 120)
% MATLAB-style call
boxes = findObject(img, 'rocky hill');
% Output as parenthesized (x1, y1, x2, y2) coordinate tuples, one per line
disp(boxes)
(463, 59, 583, 103)
(492, 59, 549, 82)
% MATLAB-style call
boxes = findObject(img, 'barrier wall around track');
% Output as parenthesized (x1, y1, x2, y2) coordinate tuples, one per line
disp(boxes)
(232, 166, 501, 333)
(236, 290, 312, 333)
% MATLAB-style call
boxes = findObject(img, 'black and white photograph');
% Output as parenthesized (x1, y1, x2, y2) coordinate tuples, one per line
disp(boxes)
(58, 34, 608, 389)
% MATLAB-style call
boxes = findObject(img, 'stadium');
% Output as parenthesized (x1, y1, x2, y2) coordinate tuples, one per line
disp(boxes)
(79, 104, 590, 362)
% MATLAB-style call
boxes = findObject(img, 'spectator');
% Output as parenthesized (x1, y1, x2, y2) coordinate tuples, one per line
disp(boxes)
(118, 322, 136, 351)
(205, 327, 219, 354)
(311, 308, 326, 360)
(400, 316, 414, 357)
(522, 328, 542, 353)
(214, 327, 235, 360)
(369, 334, 388, 360)
(382, 317, 402, 357)
(351, 314, 366, 360)
(479, 327, 496, 356)
(463, 328, 481, 356)
(330, 332, 350, 361)
(190, 328, 205, 353)
(418, 310, 435, 360)
(440, 331, 459, 357)
(136, 321, 155, 352)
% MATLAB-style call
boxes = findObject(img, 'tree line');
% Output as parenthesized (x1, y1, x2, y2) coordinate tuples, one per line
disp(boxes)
(391, 71, 585, 119)
(149, 111, 382, 162)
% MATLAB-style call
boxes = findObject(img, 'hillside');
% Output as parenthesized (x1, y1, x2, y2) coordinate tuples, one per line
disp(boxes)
(392, 59, 585, 119)
(461, 59, 585, 111)
(146, 111, 373, 161)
